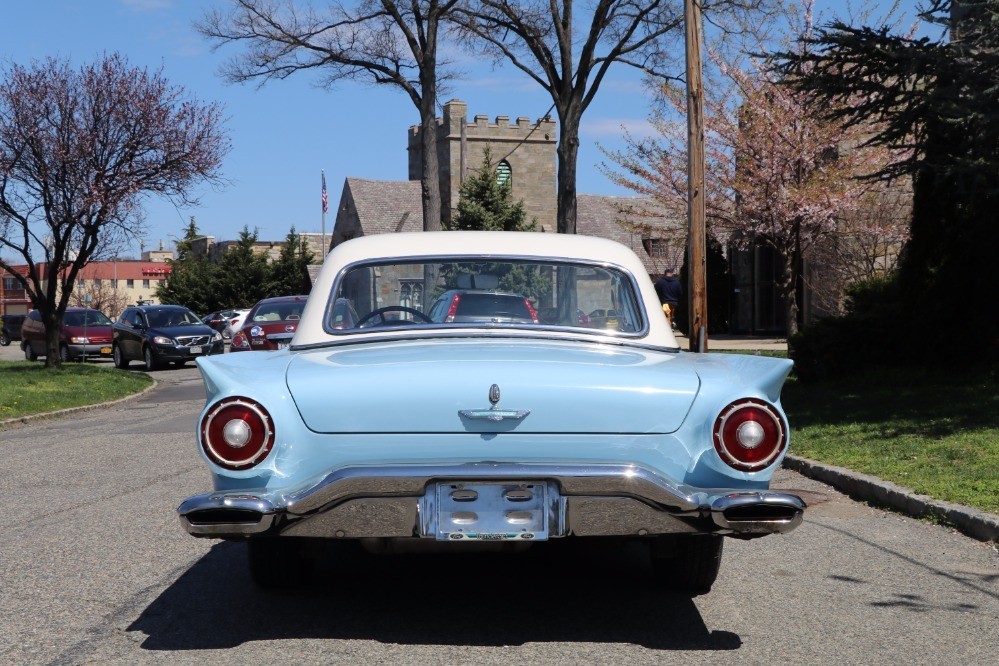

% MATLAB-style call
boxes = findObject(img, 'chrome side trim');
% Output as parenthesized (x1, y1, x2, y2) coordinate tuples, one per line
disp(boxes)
(458, 408, 531, 421)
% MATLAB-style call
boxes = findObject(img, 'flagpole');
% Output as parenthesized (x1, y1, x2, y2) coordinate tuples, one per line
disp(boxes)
(321, 170, 327, 257)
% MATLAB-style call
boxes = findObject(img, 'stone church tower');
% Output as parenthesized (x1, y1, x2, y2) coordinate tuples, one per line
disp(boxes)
(407, 99, 557, 231)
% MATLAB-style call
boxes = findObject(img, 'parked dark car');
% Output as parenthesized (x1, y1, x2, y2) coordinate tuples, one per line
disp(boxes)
(426, 289, 539, 325)
(19, 308, 114, 362)
(202, 309, 238, 337)
(230, 295, 307, 352)
(1, 314, 27, 345)
(113, 305, 224, 371)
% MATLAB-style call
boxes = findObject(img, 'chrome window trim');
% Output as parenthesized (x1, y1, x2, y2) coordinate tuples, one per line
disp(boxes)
(319, 253, 650, 341)
(290, 331, 681, 354)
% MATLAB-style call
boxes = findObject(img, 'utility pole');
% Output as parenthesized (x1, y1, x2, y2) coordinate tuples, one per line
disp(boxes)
(685, 0, 708, 352)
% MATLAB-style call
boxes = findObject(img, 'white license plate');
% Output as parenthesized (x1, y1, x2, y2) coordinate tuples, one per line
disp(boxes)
(433, 482, 549, 541)
(190, 347, 202, 354)
(277, 341, 290, 350)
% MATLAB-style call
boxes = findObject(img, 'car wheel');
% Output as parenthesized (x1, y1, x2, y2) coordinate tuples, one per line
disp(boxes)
(0, 332, 9, 346)
(59, 344, 72, 363)
(143, 346, 159, 372)
(247, 538, 317, 589)
(112, 344, 129, 369)
(650, 534, 724, 595)
(23, 343, 38, 361)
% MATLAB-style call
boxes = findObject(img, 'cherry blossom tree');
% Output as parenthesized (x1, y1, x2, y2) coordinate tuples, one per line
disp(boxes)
(0, 54, 228, 366)
(601, 2, 906, 335)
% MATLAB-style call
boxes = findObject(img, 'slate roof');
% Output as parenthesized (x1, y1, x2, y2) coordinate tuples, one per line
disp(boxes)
(577, 194, 685, 274)
(346, 178, 423, 235)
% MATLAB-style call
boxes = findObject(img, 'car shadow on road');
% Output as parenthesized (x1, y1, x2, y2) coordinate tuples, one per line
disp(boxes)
(128, 539, 741, 651)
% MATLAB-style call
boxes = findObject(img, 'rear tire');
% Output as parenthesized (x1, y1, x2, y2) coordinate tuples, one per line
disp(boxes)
(247, 538, 317, 589)
(23, 343, 37, 361)
(113, 344, 129, 369)
(0, 332, 10, 346)
(650, 534, 724, 595)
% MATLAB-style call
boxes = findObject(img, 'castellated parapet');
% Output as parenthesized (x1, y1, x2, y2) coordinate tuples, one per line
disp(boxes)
(408, 99, 557, 231)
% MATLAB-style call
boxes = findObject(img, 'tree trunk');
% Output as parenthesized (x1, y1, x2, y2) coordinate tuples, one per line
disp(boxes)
(782, 248, 800, 338)
(419, 61, 442, 231)
(556, 112, 581, 234)
(43, 309, 62, 368)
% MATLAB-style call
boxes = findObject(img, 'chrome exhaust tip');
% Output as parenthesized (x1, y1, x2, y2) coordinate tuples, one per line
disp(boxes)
(178, 493, 278, 537)
(710, 492, 805, 535)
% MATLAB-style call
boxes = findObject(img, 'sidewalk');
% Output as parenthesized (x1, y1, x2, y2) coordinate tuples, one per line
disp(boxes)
(673, 332, 788, 352)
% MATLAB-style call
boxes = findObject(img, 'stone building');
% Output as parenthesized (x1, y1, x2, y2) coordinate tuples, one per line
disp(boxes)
(331, 99, 685, 282)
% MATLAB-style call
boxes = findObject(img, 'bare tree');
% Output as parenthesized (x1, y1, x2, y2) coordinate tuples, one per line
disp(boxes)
(452, 0, 762, 234)
(68, 279, 132, 320)
(0, 54, 228, 367)
(199, 0, 459, 233)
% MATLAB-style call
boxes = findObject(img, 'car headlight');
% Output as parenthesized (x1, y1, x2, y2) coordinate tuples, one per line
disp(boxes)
(212, 331, 222, 341)
(70, 337, 90, 344)
(152, 336, 175, 345)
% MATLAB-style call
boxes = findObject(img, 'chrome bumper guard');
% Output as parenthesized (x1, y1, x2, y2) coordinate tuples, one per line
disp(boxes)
(178, 463, 805, 540)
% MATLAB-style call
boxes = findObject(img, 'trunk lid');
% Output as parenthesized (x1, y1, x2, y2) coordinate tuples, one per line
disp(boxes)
(286, 340, 699, 434)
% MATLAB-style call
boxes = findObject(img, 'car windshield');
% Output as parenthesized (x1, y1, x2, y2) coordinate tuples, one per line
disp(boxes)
(250, 301, 305, 322)
(329, 258, 643, 335)
(63, 311, 112, 327)
(146, 309, 202, 328)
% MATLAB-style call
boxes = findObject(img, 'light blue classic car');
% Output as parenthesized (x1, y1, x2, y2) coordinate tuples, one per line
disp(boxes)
(179, 231, 804, 593)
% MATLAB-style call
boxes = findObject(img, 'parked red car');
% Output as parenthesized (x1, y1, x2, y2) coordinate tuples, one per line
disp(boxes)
(230, 295, 308, 352)
(20, 307, 114, 362)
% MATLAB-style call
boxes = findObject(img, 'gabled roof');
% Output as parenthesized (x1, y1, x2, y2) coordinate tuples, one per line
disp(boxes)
(346, 178, 422, 235)
(577, 194, 685, 273)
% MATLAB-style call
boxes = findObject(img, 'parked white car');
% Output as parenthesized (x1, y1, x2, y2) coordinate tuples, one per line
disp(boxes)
(222, 308, 251, 340)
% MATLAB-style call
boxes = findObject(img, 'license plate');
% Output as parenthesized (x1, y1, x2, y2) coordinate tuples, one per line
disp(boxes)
(190, 346, 202, 354)
(277, 341, 290, 350)
(100, 347, 111, 355)
(432, 482, 549, 541)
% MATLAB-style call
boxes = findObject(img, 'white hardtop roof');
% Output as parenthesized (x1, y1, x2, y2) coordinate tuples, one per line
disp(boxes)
(295, 231, 678, 348)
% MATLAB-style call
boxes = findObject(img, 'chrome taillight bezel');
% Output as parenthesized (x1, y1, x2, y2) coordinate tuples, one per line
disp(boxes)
(200, 397, 275, 470)
(713, 398, 786, 472)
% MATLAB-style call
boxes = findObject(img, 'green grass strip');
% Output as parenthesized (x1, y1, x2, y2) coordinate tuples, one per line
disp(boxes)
(781, 368, 999, 514)
(0, 361, 153, 421)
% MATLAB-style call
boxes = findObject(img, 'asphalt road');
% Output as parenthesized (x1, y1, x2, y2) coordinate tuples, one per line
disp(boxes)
(0, 355, 996, 665)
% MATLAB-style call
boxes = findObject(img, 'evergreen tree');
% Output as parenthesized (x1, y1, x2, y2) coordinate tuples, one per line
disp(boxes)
(777, 0, 999, 360)
(446, 149, 537, 232)
(267, 226, 315, 296)
(217, 226, 271, 308)
(156, 217, 221, 313)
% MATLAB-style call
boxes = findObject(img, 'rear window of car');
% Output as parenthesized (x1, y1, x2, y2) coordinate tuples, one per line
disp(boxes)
(327, 258, 644, 336)
(456, 294, 532, 318)
(251, 302, 305, 322)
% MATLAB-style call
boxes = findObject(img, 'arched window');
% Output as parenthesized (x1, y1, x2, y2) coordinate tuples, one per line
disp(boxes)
(496, 160, 512, 187)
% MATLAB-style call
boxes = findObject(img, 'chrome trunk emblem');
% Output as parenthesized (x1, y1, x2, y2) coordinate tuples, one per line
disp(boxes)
(459, 383, 530, 422)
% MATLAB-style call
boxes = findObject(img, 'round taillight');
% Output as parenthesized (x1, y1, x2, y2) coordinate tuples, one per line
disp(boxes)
(713, 399, 786, 471)
(200, 397, 275, 470)
(231, 333, 248, 349)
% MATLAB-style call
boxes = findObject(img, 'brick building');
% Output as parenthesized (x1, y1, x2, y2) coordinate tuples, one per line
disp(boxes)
(0, 250, 173, 317)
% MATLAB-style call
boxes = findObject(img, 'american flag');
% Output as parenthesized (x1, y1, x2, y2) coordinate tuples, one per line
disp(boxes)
(321, 171, 328, 215)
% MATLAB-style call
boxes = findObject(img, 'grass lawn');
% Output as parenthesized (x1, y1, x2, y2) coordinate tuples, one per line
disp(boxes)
(781, 367, 999, 514)
(0, 361, 152, 421)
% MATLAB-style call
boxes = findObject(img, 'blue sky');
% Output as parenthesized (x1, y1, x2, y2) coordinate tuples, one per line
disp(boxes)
(1, 0, 930, 255)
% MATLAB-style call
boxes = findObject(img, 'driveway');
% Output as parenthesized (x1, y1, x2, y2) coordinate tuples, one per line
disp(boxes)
(0, 360, 995, 664)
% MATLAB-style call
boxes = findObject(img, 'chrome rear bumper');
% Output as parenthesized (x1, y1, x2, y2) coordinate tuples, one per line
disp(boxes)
(178, 462, 805, 540)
